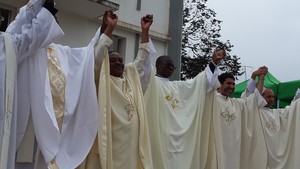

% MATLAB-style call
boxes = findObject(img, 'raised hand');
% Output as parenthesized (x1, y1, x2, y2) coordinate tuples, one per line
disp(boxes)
(140, 14, 153, 43)
(212, 48, 226, 65)
(105, 10, 118, 27)
(101, 9, 118, 36)
(251, 66, 268, 79)
(141, 14, 153, 31)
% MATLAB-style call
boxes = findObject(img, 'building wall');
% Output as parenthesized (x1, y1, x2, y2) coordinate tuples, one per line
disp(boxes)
(0, 0, 171, 65)
(110, 0, 170, 35)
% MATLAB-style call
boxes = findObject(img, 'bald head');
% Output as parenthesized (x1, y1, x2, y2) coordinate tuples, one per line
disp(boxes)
(262, 88, 275, 108)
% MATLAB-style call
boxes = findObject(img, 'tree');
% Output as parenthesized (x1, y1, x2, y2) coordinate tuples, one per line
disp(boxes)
(181, 0, 244, 80)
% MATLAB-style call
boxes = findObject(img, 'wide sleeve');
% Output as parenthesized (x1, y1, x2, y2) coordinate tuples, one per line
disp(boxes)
(94, 33, 113, 71)
(26, 0, 45, 21)
(292, 88, 300, 102)
(94, 32, 113, 84)
(245, 78, 257, 96)
(205, 64, 220, 93)
(133, 42, 151, 90)
(7, 8, 63, 63)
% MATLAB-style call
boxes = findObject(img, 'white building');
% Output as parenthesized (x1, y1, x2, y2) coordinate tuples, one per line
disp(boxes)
(0, 0, 183, 79)
(1, 0, 183, 168)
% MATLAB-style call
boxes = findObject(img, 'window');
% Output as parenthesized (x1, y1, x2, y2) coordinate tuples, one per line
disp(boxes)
(0, 4, 16, 32)
(109, 35, 126, 60)
(0, 8, 10, 31)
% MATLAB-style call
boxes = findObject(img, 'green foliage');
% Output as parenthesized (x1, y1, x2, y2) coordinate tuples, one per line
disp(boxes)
(181, 0, 244, 80)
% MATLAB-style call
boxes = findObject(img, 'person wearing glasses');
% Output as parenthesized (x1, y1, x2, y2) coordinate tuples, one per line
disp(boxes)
(144, 48, 225, 169)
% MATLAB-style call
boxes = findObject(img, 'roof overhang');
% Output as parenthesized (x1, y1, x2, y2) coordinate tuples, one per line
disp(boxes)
(56, 0, 119, 20)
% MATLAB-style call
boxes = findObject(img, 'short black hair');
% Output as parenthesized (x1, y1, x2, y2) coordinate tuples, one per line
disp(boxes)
(156, 55, 172, 66)
(218, 72, 235, 84)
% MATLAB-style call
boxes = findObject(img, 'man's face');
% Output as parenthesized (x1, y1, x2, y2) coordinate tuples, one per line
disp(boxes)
(219, 78, 235, 97)
(263, 89, 275, 107)
(109, 52, 124, 77)
(156, 58, 175, 78)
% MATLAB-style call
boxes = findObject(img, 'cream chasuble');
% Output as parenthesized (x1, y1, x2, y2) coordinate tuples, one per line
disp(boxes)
(0, 32, 17, 169)
(213, 90, 267, 169)
(95, 51, 153, 169)
(144, 65, 219, 169)
(258, 95, 300, 169)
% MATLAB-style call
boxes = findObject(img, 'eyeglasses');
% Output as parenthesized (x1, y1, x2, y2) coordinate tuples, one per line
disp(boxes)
(160, 63, 176, 70)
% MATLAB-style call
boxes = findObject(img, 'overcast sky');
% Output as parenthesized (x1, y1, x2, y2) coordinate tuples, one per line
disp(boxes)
(206, 0, 300, 83)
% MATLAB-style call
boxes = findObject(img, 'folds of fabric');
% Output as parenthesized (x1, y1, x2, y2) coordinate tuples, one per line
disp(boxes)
(5, 8, 64, 154)
(259, 99, 300, 169)
(97, 51, 153, 169)
(28, 42, 99, 169)
(213, 92, 267, 169)
(0, 32, 17, 169)
(144, 69, 210, 169)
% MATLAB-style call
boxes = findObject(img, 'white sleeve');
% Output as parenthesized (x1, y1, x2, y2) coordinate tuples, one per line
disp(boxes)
(26, 0, 45, 21)
(254, 88, 267, 108)
(292, 88, 300, 102)
(133, 43, 151, 90)
(7, 8, 63, 63)
(205, 64, 220, 93)
(94, 33, 113, 72)
(245, 78, 257, 97)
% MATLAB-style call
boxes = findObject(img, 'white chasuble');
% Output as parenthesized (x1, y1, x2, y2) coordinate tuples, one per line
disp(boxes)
(1, 5, 64, 169)
(97, 52, 153, 169)
(10, 26, 101, 169)
(213, 91, 267, 169)
(29, 39, 99, 168)
(259, 97, 300, 169)
(144, 66, 218, 169)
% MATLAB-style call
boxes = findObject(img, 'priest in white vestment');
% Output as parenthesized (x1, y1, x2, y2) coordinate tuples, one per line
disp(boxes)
(6, 1, 102, 168)
(256, 75, 300, 169)
(143, 48, 226, 169)
(213, 68, 268, 169)
(78, 11, 153, 169)
(0, 1, 64, 168)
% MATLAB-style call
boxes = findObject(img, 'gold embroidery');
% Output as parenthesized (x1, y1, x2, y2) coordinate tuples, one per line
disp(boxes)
(125, 104, 135, 120)
(266, 117, 278, 133)
(165, 92, 180, 109)
(221, 107, 236, 125)
(48, 158, 60, 169)
(123, 76, 136, 121)
(47, 47, 66, 132)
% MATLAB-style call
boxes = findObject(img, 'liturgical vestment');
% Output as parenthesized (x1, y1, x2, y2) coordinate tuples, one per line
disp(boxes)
(258, 90, 300, 169)
(1, 4, 63, 169)
(6, 5, 101, 169)
(78, 34, 153, 169)
(144, 65, 219, 169)
(213, 89, 267, 169)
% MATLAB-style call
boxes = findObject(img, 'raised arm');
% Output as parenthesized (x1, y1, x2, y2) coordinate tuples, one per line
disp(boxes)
(256, 67, 268, 94)
(134, 15, 153, 88)
(94, 10, 117, 72)
(6, 1, 63, 63)
(243, 66, 268, 97)
(94, 10, 117, 86)
(206, 48, 225, 92)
